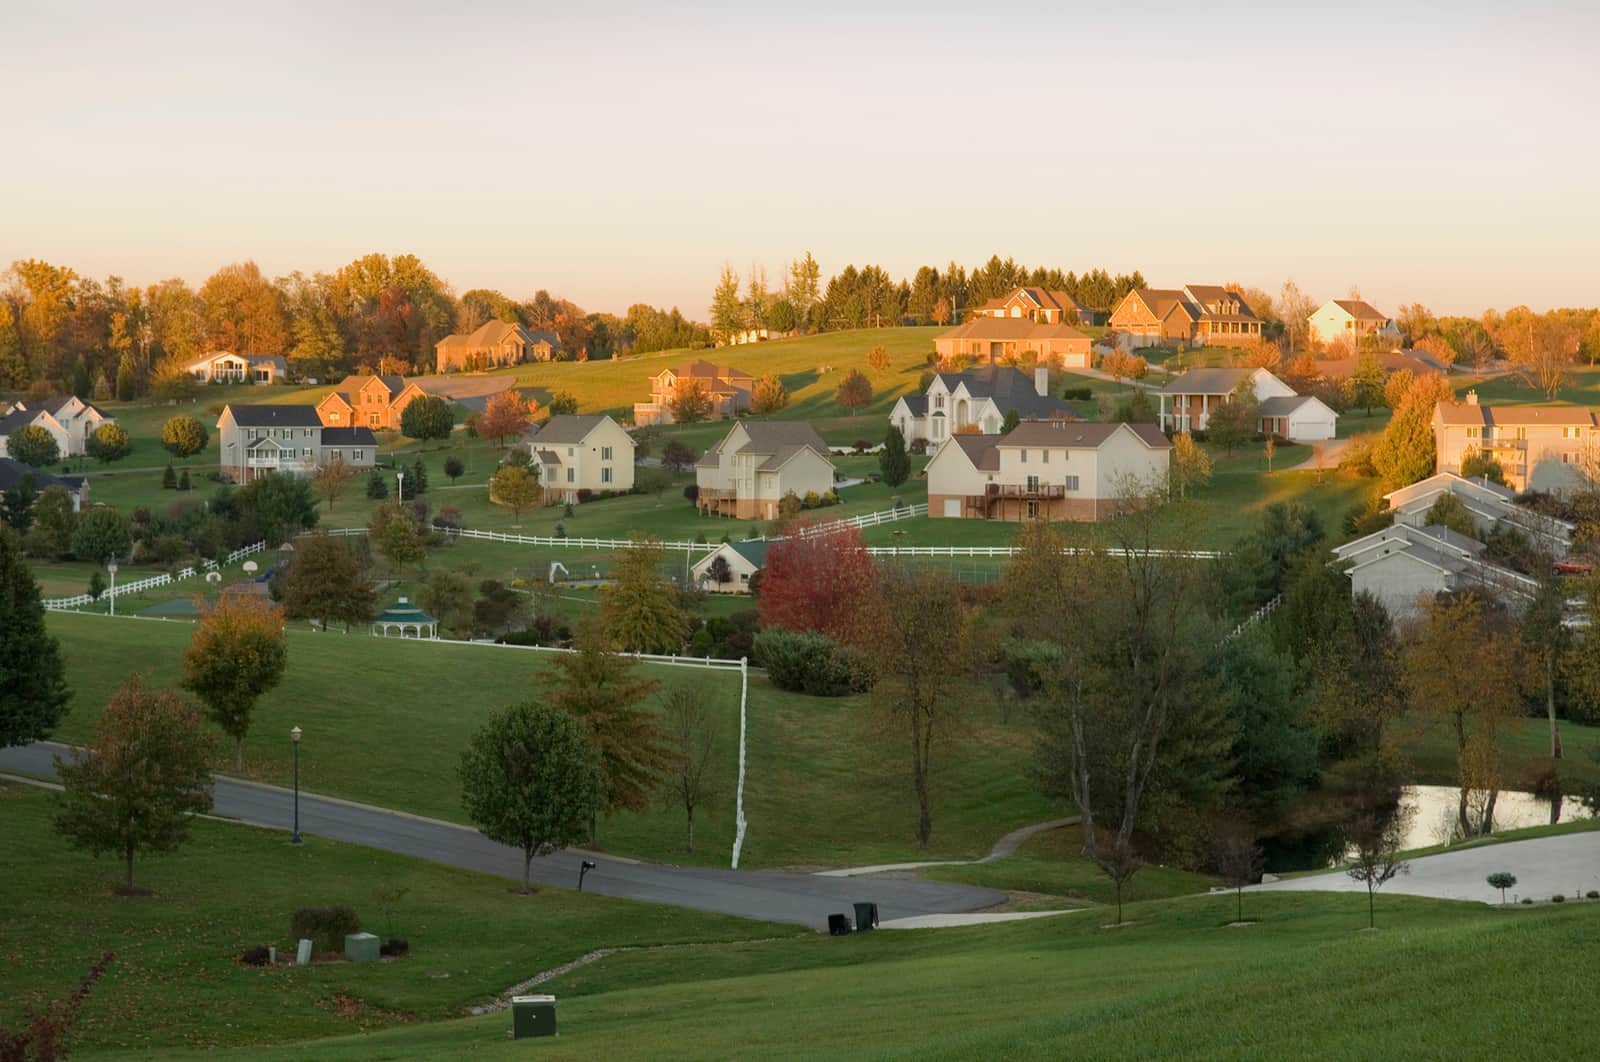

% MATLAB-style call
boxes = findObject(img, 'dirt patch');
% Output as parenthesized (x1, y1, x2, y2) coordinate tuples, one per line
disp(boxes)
(984, 890, 1086, 914)
(323, 992, 416, 1029)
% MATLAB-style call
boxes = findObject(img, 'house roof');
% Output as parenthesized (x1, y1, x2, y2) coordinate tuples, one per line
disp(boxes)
(1183, 285, 1260, 323)
(222, 404, 324, 428)
(933, 365, 1075, 420)
(661, 360, 753, 385)
(335, 374, 408, 401)
(1384, 471, 1517, 508)
(981, 286, 1093, 317)
(1330, 299, 1389, 321)
(374, 598, 435, 624)
(1310, 351, 1443, 379)
(1134, 288, 1201, 322)
(321, 427, 379, 446)
(436, 321, 558, 350)
(534, 449, 562, 466)
(37, 395, 110, 419)
(756, 444, 823, 472)
(530, 414, 612, 445)
(0, 458, 78, 493)
(1258, 395, 1319, 417)
(730, 539, 771, 566)
(897, 395, 929, 418)
(938, 318, 1090, 344)
(714, 420, 830, 457)
(999, 421, 1171, 450)
(1158, 367, 1260, 395)
(0, 409, 50, 434)
(1435, 402, 1599, 428)
(947, 433, 1002, 471)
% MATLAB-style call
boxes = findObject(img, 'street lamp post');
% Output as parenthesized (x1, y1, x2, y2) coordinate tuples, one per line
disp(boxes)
(107, 560, 118, 616)
(290, 725, 303, 845)
(396, 469, 405, 502)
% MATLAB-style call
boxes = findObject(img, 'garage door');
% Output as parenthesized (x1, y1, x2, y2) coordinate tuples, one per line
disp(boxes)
(943, 498, 961, 518)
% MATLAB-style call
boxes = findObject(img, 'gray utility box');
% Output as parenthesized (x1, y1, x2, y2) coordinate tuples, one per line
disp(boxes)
(512, 995, 557, 1039)
(344, 932, 380, 963)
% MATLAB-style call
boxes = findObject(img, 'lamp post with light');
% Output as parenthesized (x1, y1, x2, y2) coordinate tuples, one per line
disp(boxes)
(290, 725, 303, 845)
(107, 560, 118, 616)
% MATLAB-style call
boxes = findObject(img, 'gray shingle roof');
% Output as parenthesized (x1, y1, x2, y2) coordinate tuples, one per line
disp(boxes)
(531, 414, 611, 444)
(937, 366, 1075, 420)
(223, 404, 323, 428)
(1158, 367, 1259, 395)
(1258, 395, 1318, 416)
(320, 427, 378, 446)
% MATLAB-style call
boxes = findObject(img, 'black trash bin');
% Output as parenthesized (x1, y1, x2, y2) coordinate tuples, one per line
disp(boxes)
(853, 902, 879, 931)
(827, 913, 853, 936)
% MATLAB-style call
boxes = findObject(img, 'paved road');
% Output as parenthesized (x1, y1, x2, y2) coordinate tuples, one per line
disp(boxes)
(0, 743, 1003, 930)
(1253, 831, 1600, 905)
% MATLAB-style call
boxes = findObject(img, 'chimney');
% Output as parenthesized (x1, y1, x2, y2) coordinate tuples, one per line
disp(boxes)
(1035, 366, 1049, 397)
(1466, 390, 1478, 406)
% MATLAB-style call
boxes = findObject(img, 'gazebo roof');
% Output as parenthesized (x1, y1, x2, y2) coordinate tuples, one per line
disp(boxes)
(374, 597, 435, 624)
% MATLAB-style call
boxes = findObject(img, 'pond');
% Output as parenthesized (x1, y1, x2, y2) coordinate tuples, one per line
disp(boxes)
(1397, 785, 1594, 850)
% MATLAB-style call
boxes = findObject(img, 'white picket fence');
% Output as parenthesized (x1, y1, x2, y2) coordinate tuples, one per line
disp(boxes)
(864, 544, 1226, 560)
(1226, 593, 1283, 640)
(796, 503, 927, 536)
(41, 540, 268, 611)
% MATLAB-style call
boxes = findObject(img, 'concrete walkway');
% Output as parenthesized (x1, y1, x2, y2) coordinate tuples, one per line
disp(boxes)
(816, 817, 1078, 878)
(1253, 830, 1600, 905)
(880, 909, 1078, 930)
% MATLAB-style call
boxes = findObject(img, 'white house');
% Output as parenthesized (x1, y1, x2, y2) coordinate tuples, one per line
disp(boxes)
(696, 421, 836, 520)
(1308, 299, 1401, 350)
(1383, 471, 1573, 556)
(0, 396, 114, 458)
(890, 365, 1073, 445)
(526, 414, 635, 504)
(926, 420, 1170, 522)
(689, 539, 770, 594)
(186, 351, 289, 384)
(1331, 522, 1539, 621)
(1158, 367, 1336, 442)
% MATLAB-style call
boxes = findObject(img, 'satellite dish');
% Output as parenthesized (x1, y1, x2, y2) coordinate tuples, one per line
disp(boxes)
(242, 561, 259, 573)
(205, 571, 223, 584)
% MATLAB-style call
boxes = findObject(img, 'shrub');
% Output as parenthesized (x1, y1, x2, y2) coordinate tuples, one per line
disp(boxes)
(290, 905, 362, 953)
(754, 629, 872, 696)
(852, 439, 870, 454)
(909, 438, 928, 455)
(239, 946, 271, 966)
(1553, 894, 1566, 903)
(683, 484, 700, 502)
(379, 938, 410, 957)
(802, 491, 821, 509)
(1061, 387, 1093, 401)
(1588, 890, 1599, 900)
(576, 488, 593, 503)
(1521, 897, 1533, 904)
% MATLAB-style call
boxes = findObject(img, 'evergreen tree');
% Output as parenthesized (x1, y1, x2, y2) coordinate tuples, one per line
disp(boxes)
(366, 468, 389, 499)
(880, 424, 911, 486)
(410, 457, 428, 494)
(162, 464, 177, 490)
(177, 467, 191, 491)
(115, 354, 137, 401)
(0, 528, 70, 747)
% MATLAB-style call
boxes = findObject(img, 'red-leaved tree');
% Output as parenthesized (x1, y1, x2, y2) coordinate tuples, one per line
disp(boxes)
(757, 522, 881, 644)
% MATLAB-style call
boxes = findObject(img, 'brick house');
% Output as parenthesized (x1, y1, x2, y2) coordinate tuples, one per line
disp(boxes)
(316, 375, 428, 432)
(1108, 286, 1263, 348)
(634, 360, 754, 426)
(434, 322, 559, 373)
(217, 405, 377, 484)
(974, 286, 1097, 325)
(695, 421, 835, 520)
(933, 318, 1093, 368)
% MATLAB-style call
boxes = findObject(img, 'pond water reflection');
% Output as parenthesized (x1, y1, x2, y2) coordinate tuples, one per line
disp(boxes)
(1396, 785, 1593, 850)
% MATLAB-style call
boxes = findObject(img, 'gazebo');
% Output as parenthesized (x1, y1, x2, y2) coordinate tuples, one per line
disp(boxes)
(371, 597, 437, 639)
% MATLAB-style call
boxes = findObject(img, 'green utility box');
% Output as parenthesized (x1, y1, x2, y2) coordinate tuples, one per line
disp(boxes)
(512, 995, 557, 1039)
(344, 932, 380, 963)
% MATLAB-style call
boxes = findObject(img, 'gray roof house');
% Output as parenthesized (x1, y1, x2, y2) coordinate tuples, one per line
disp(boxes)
(217, 404, 377, 484)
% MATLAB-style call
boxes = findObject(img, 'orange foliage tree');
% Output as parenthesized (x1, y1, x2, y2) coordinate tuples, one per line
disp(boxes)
(835, 369, 873, 410)
(757, 522, 881, 644)
(479, 389, 533, 449)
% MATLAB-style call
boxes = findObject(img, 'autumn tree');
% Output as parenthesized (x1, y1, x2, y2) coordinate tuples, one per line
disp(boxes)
(200, 261, 287, 356)
(870, 565, 971, 847)
(0, 528, 70, 747)
(1372, 372, 1453, 488)
(835, 368, 873, 410)
(1170, 431, 1212, 499)
(399, 395, 453, 443)
(669, 378, 714, 423)
(85, 423, 131, 464)
(53, 675, 217, 892)
(479, 389, 531, 449)
(931, 295, 953, 326)
(277, 532, 376, 631)
(1235, 339, 1282, 371)
(751, 373, 789, 414)
(710, 266, 746, 342)
(879, 424, 911, 486)
(367, 498, 426, 574)
(661, 439, 698, 472)
(1350, 353, 1386, 414)
(458, 700, 602, 893)
(547, 613, 675, 837)
(311, 454, 355, 511)
(757, 522, 881, 643)
(8, 425, 59, 469)
(182, 594, 287, 771)
(1459, 448, 1506, 485)
(1278, 280, 1317, 352)
(1505, 313, 1580, 400)
(867, 345, 891, 374)
(662, 686, 718, 853)
(161, 415, 209, 460)
(488, 463, 541, 525)
(599, 535, 688, 653)
(1101, 349, 1145, 385)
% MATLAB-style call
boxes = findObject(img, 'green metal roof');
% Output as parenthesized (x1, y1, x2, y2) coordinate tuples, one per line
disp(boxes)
(374, 598, 435, 624)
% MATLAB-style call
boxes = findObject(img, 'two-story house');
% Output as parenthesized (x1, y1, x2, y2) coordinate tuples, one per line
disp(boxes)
(926, 420, 1171, 522)
(933, 318, 1092, 368)
(217, 405, 377, 484)
(185, 351, 289, 384)
(1331, 522, 1539, 622)
(890, 366, 1073, 444)
(0, 395, 115, 458)
(1108, 285, 1263, 348)
(1433, 391, 1595, 494)
(0, 457, 90, 511)
(316, 375, 428, 431)
(527, 414, 635, 504)
(695, 421, 835, 520)
(633, 360, 755, 427)
(434, 322, 559, 373)
(1158, 366, 1337, 442)
(974, 286, 1097, 326)
(1308, 298, 1400, 350)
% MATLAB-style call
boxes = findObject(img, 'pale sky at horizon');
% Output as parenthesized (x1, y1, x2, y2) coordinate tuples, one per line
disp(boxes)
(2, 1, 1596, 319)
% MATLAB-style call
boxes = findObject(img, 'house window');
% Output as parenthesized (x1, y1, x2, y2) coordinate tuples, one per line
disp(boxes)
(567, 468, 575, 483)
(1042, 449, 1050, 463)
(934, 394, 944, 410)
(1466, 427, 1478, 438)
(1020, 450, 1028, 463)
(353, 449, 365, 460)
(301, 448, 312, 458)
(1517, 427, 1528, 440)
(1065, 475, 1080, 492)
(602, 467, 612, 484)
(567, 447, 574, 457)
(602, 446, 613, 460)
(329, 412, 341, 424)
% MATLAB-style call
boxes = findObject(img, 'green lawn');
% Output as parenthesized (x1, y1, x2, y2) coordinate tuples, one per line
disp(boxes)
(40, 613, 1060, 871)
(0, 785, 786, 1058)
(124, 888, 1600, 1061)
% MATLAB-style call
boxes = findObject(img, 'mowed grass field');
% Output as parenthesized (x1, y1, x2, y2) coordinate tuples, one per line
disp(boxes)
(111, 886, 1600, 1062)
(40, 613, 1061, 870)
(0, 786, 787, 1058)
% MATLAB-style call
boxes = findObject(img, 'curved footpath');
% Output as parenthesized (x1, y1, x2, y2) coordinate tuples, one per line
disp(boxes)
(0, 741, 1003, 930)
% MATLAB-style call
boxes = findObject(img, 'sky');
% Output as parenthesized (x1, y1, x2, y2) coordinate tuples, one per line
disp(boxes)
(2, 1, 1597, 319)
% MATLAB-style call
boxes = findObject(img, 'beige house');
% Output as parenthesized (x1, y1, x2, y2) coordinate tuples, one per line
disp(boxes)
(1331, 522, 1538, 622)
(1383, 471, 1572, 556)
(1433, 392, 1597, 494)
(527, 414, 634, 504)
(317, 375, 428, 431)
(1108, 285, 1263, 348)
(0, 395, 114, 458)
(975, 286, 1096, 326)
(926, 420, 1170, 522)
(890, 366, 1072, 444)
(1158, 366, 1337, 442)
(634, 360, 754, 426)
(689, 539, 770, 594)
(186, 351, 289, 384)
(696, 421, 836, 520)
(434, 322, 559, 373)
(217, 405, 377, 484)
(933, 318, 1092, 368)
(1308, 298, 1400, 349)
